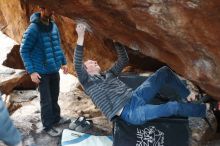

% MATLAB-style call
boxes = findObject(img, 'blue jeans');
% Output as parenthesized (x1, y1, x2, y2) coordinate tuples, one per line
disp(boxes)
(0, 96, 21, 146)
(120, 66, 206, 125)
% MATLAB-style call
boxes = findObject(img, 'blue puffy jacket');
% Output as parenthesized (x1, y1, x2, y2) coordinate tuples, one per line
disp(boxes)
(20, 12, 67, 74)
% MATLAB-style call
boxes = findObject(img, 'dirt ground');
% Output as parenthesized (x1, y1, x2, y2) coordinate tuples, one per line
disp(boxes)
(0, 88, 112, 146)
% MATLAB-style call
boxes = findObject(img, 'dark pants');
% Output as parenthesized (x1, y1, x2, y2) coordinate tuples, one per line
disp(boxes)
(38, 72, 61, 130)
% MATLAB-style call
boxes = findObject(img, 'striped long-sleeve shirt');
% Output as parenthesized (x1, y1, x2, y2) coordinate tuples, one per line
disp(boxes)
(74, 43, 132, 120)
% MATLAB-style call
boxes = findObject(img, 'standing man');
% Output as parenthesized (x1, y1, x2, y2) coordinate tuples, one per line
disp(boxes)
(20, 6, 70, 136)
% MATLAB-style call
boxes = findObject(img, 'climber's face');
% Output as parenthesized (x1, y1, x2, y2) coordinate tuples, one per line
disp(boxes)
(40, 7, 54, 20)
(84, 60, 101, 76)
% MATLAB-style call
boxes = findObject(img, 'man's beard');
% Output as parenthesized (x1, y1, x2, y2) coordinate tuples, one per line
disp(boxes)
(45, 14, 52, 19)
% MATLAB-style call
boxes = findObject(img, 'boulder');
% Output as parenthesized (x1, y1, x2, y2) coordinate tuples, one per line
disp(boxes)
(0, 0, 28, 42)
(1, 0, 220, 98)
(0, 31, 36, 90)
(28, 0, 220, 100)
(189, 111, 217, 146)
(0, 65, 26, 94)
(3, 45, 37, 89)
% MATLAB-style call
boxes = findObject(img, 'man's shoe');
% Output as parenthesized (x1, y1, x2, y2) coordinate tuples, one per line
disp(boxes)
(55, 117, 71, 126)
(69, 116, 86, 130)
(196, 94, 211, 103)
(45, 127, 62, 137)
(74, 120, 93, 133)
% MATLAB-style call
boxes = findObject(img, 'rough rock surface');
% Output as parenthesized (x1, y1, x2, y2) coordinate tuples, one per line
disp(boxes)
(0, 65, 26, 94)
(0, 0, 28, 42)
(2, 45, 37, 89)
(24, 0, 220, 100)
(3, 45, 24, 69)
(189, 111, 217, 146)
